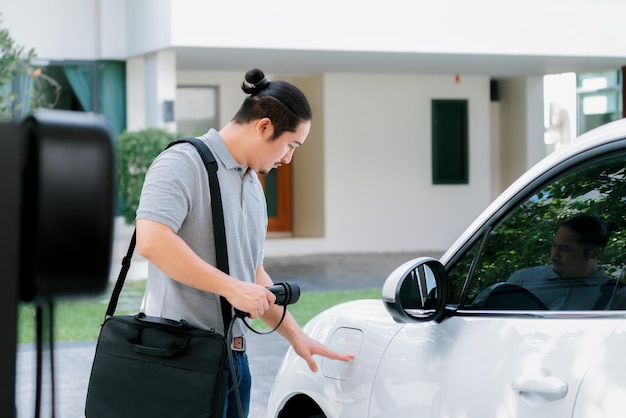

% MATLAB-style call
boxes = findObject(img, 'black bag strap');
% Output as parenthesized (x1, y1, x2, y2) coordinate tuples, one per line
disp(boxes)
(105, 230, 136, 316)
(105, 137, 232, 331)
(167, 137, 233, 329)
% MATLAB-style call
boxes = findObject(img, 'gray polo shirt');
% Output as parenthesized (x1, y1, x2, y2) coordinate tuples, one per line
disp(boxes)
(137, 129, 267, 336)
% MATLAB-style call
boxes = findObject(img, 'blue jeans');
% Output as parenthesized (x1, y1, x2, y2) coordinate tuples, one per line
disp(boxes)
(223, 351, 251, 418)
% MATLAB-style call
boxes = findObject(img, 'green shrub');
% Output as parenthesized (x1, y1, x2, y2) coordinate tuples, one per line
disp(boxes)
(0, 15, 38, 122)
(117, 128, 178, 224)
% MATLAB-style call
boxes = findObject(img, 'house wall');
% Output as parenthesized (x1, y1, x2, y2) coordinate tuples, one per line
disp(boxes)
(4, 0, 626, 62)
(175, 71, 327, 241)
(289, 74, 326, 239)
(177, 71, 242, 127)
(125, 0, 171, 57)
(126, 57, 146, 131)
(1, 0, 100, 60)
(174, 70, 495, 255)
(0, 0, 598, 256)
(167, 0, 626, 58)
(498, 77, 545, 190)
(262, 73, 495, 255)
(490, 101, 501, 201)
(323, 73, 492, 253)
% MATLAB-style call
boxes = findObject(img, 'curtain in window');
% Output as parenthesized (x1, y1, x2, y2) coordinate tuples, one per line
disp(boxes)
(98, 61, 126, 215)
(63, 66, 93, 112)
(98, 61, 126, 138)
(0, 82, 11, 120)
(5, 73, 34, 121)
(16, 73, 34, 120)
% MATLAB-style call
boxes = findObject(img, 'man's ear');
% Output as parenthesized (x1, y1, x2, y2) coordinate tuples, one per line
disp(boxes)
(256, 117, 274, 139)
(589, 246, 603, 260)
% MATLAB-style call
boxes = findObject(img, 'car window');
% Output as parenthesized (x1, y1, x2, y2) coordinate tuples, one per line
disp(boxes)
(452, 152, 626, 311)
(445, 242, 479, 305)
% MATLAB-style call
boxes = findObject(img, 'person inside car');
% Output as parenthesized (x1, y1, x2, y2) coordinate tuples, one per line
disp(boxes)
(505, 214, 624, 310)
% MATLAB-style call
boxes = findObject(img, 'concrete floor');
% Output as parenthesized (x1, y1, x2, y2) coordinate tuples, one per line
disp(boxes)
(15, 218, 443, 417)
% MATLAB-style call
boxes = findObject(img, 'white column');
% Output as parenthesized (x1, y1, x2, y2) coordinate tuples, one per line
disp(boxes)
(126, 57, 146, 132)
(144, 49, 177, 132)
(498, 76, 545, 191)
(524, 76, 545, 169)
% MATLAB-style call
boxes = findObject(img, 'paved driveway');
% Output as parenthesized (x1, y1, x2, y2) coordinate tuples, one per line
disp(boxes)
(16, 332, 289, 418)
(15, 250, 440, 417)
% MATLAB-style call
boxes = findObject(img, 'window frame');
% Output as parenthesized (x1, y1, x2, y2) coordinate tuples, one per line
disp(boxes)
(444, 143, 626, 312)
(431, 99, 469, 185)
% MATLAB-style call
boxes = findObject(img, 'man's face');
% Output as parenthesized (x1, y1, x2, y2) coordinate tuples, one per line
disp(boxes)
(550, 226, 596, 278)
(254, 120, 311, 175)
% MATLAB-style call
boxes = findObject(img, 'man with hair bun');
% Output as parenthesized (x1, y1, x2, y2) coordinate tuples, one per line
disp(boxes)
(135, 69, 353, 417)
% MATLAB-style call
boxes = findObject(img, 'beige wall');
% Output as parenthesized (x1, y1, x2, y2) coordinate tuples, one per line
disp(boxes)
(498, 77, 546, 191)
(289, 75, 325, 239)
(177, 70, 242, 127)
(264, 72, 497, 256)
(490, 101, 501, 200)
(174, 70, 499, 255)
(137, 69, 547, 256)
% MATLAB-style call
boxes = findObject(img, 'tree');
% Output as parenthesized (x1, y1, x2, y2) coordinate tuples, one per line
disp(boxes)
(0, 14, 59, 122)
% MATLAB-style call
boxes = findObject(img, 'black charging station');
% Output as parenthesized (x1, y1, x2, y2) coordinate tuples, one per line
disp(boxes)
(0, 109, 116, 416)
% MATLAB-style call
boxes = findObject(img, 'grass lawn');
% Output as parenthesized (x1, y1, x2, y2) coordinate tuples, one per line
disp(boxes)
(17, 281, 381, 344)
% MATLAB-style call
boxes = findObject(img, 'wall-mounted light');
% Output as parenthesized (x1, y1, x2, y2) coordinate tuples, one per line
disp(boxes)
(163, 100, 175, 122)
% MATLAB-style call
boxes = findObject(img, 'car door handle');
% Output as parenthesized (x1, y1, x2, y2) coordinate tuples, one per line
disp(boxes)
(511, 375, 568, 401)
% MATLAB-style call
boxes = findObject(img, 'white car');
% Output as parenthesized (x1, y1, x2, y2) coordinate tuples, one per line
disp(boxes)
(268, 118, 626, 418)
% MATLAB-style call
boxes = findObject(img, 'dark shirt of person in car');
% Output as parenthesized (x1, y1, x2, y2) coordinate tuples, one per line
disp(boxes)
(507, 214, 625, 310)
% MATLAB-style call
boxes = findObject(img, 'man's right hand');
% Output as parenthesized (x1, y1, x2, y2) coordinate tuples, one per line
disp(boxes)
(226, 281, 276, 319)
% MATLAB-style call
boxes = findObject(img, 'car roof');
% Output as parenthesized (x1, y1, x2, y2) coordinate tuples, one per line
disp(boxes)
(441, 118, 626, 265)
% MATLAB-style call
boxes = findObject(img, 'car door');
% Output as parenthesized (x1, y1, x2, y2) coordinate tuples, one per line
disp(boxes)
(370, 144, 626, 417)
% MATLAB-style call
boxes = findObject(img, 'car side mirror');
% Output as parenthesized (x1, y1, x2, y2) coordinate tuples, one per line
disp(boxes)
(382, 257, 448, 323)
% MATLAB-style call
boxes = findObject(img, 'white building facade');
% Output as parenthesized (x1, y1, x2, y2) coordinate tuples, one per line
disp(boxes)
(2, 0, 625, 256)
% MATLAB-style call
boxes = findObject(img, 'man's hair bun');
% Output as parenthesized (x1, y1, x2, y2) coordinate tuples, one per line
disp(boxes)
(242, 69, 270, 95)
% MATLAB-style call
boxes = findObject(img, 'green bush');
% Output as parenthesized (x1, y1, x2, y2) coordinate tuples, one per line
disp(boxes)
(0, 14, 37, 122)
(117, 128, 178, 224)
